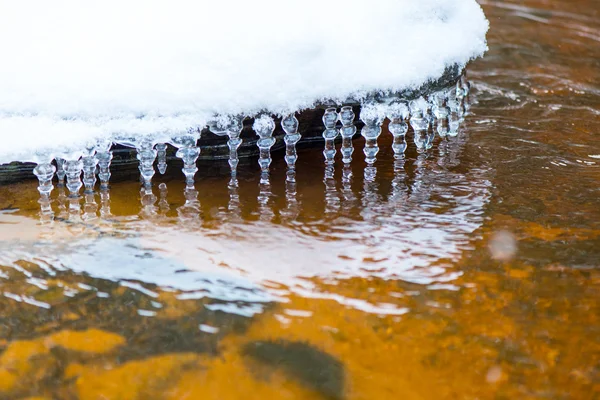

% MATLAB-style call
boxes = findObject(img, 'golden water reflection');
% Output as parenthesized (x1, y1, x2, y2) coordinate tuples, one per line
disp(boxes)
(1, 0, 600, 398)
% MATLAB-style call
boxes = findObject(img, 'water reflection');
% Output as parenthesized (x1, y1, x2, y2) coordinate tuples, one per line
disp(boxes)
(0, 115, 490, 321)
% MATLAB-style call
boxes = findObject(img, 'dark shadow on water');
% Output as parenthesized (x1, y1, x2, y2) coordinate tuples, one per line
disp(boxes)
(243, 339, 345, 400)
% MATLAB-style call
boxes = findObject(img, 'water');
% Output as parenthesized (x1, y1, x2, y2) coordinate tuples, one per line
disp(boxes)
(1, 0, 599, 398)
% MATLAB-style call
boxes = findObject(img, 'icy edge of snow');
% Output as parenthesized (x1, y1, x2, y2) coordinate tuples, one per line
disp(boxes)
(0, 0, 489, 164)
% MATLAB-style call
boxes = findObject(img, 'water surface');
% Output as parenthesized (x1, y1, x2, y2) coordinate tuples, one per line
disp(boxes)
(0, 0, 599, 398)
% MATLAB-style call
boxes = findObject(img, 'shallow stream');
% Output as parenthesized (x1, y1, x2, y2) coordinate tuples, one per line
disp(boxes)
(0, 0, 599, 398)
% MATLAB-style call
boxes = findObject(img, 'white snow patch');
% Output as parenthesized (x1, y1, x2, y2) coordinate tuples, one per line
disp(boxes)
(0, 0, 488, 163)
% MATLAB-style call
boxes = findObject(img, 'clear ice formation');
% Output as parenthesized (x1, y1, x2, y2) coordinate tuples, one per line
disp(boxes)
(387, 102, 410, 159)
(64, 158, 84, 197)
(81, 142, 98, 193)
(0, 0, 488, 171)
(155, 143, 168, 175)
(339, 106, 357, 165)
(282, 114, 301, 183)
(25, 87, 476, 232)
(170, 133, 200, 186)
(96, 140, 113, 189)
(359, 103, 384, 166)
(208, 116, 244, 177)
(253, 114, 276, 183)
(322, 107, 339, 166)
(26, 76, 473, 206)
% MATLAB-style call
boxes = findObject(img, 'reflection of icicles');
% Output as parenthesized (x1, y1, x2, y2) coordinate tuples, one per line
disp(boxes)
(82, 143, 98, 193)
(341, 164, 356, 214)
(322, 107, 338, 165)
(158, 183, 170, 214)
(64, 158, 83, 197)
(253, 115, 276, 181)
(155, 143, 168, 175)
(387, 102, 409, 160)
(136, 140, 158, 189)
(360, 103, 384, 166)
(323, 164, 339, 214)
(389, 158, 408, 206)
(339, 106, 356, 165)
(96, 141, 113, 189)
(67, 196, 83, 234)
(282, 178, 299, 221)
(361, 165, 379, 214)
(447, 93, 462, 137)
(82, 193, 98, 222)
(282, 114, 300, 182)
(37, 193, 54, 225)
(99, 187, 112, 219)
(56, 185, 68, 221)
(139, 187, 157, 218)
(257, 172, 274, 221)
(227, 177, 242, 221)
(177, 184, 201, 223)
(410, 153, 429, 204)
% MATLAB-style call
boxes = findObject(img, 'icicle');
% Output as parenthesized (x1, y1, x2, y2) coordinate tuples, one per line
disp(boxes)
(282, 113, 301, 182)
(171, 133, 200, 186)
(82, 143, 98, 194)
(136, 140, 158, 189)
(34, 157, 55, 227)
(82, 192, 98, 222)
(359, 103, 384, 166)
(64, 158, 83, 197)
(33, 161, 56, 197)
(387, 102, 410, 160)
(253, 114, 276, 183)
(96, 141, 113, 189)
(55, 158, 66, 185)
(322, 107, 338, 166)
(339, 106, 356, 165)
(156, 143, 168, 175)
(410, 97, 430, 153)
(430, 91, 449, 120)
(208, 116, 244, 178)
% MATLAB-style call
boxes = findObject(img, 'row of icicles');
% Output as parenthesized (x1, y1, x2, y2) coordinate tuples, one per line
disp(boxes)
(31, 78, 471, 201)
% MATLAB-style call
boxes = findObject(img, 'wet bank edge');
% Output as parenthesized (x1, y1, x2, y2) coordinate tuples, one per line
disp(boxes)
(0, 65, 463, 184)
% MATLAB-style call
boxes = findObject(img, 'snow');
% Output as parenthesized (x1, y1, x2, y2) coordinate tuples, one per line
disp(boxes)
(0, 0, 488, 164)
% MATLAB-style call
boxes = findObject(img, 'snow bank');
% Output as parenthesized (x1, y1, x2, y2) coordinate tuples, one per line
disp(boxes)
(0, 0, 488, 163)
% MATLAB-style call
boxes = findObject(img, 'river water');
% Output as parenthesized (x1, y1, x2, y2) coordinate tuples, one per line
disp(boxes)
(0, 0, 599, 399)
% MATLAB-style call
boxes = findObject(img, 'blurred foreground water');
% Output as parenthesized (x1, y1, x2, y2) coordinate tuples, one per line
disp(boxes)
(0, 0, 599, 398)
